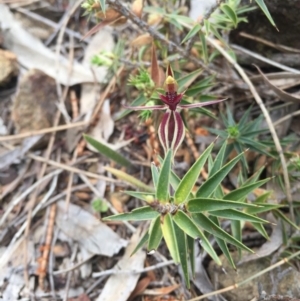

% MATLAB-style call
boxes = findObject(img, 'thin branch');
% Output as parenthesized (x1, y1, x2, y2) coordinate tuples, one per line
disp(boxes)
(206, 36, 295, 222)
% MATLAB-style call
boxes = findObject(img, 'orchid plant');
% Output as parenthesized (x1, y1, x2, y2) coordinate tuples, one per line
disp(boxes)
(84, 46, 277, 288)
(124, 65, 225, 156)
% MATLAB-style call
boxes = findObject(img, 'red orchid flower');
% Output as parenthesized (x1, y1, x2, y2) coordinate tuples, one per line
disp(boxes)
(125, 66, 226, 156)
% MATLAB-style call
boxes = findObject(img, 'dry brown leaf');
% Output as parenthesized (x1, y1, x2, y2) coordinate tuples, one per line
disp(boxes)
(96, 227, 146, 301)
(147, 14, 162, 26)
(96, 8, 122, 21)
(131, 34, 152, 47)
(128, 276, 152, 301)
(143, 284, 180, 296)
(151, 42, 160, 87)
(131, 0, 144, 18)
(55, 201, 127, 256)
(238, 223, 283, 264)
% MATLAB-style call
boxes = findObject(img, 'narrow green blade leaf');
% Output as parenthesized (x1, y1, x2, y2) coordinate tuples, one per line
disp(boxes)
(210, 216, 236, 269)
(246, 203, 281, 214)
(192, 213, 253, 252)
(84, 134, 132, 168)
(148, 215, 163, 251)
(255, 0, 277, 28)
(224, 178, 270, 202)
(210, 209, 268, 223)
(131, 231, 149, 256)
(173, 210, 221, 265)
(156, 150, 172, 203)
(103, 206, 159, 221)
(199, 31, 208, 63)
(175, 142, 214, 204)
(99, 0, 106, 14)
(221, 4, 238, 27)
(231, 220, 242, 258)
(151, 163, 159, 189)
(196, 152, 244, 198)
(252, 222, 269, 239)
(177, 68, 203, 93)
(187, 235, 195, 277)
(174, 223, 190, 288)
(181, 23, 201, 44)
(105, 167, 154, 192)
(161, 213, 180, 263)
(274, 209, 300, 230)
(124, 191, 155, 203)
(187, 198, 259, 212)
(209, 142, 227, 177)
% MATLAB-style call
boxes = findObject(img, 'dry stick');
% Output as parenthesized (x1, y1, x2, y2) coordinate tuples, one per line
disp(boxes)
(24, 111, 61, 291)
(231, 44, 300, 74)
(206, 36, 295, 223)
(0, 175, 59, 273)
(188, 250, 300, 301)
(38, 203, 57, 289)
(0, 121, 88, 142)
(185, 0, 225, 54)
(14, 6, 84, 41)
(239, 32, 300, 54)
(273, 109, 300, 127)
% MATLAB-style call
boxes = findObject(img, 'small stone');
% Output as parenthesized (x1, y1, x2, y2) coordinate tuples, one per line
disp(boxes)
(0, 49, 18, 85)
(12, 69, 58, 133)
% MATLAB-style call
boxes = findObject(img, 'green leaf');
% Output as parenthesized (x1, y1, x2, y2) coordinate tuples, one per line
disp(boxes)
(252, 222, 269, 239)
(231, 219, 242, 259)
(175, 142, 214, 204)
(105, 166, 154, 192)
(254, 0, 277, 28)
(187, 198, 259, 212)
(209, 142, 227, 177)
(84, 134, 132, 168)
(124, 191, 155, 203)
(196, 152, 244, 198)
(173, 210, 221, 265)
(103, 206, 159, 221)
(161, 213, 180, 263)
(156, 150, 172, 203)
(192, 213, 253, 252)
(131, 231, 149, 256)
(181, 23, 201, 44)
(223, 178, 270, 202)
(246, 203, 281, 214)
(98, 0, 106, 14)
(199, 31, 208, 63)
(148, 215, 163, 251)
(274, 209, 300, 231)
(92, 199, 108, 213)
(187, 235, 195, 277)
(151, 163, 159, 189)
(209, 209, 268, 223)
(221, 4, 238, 27)
(174, 223, 190, 288)
(177, 68, 203, 93)
(210, 216, 236, 269)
